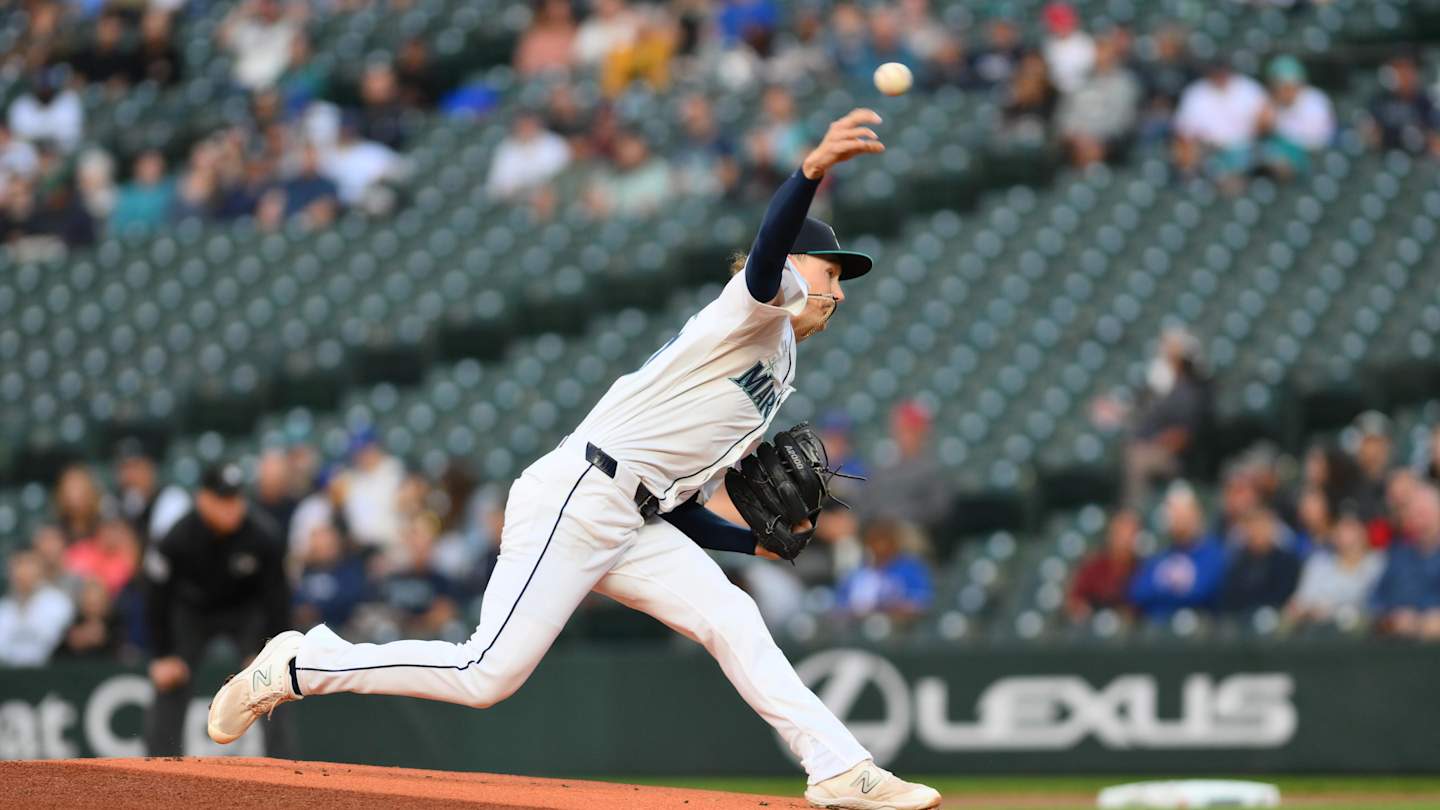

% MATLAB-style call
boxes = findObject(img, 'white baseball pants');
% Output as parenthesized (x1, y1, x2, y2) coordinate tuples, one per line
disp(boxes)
(294, 443, 871, 782)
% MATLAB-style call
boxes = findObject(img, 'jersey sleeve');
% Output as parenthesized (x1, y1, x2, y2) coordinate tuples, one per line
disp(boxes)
(746, 169, 822, 301)
(712, 259, 810, 328)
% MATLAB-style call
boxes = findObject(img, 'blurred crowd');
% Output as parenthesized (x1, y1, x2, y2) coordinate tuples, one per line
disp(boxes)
(0, 427, 511, 668)
(0, 0, 431, 259)
(1067, 410, 1440, 640)
(11, 390, 1440, 673)
(1080, 328, 1440, 640)
(487, 0, 1437, 221)
(5, 0, 1437, 259)
(0, 395, 961, 667)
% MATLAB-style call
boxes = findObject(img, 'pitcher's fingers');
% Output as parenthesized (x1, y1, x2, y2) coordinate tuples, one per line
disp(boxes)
(839, 107, 883, 127)
(832, 126, 880, 142)
(838, 138, 885, 154)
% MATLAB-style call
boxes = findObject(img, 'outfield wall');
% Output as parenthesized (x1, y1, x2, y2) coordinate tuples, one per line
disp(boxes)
(2, 642, 1437, 774)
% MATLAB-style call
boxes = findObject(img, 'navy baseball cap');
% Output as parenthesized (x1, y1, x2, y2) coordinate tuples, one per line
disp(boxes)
(792, 217, 872, 281)
(200, 463, 245, 497)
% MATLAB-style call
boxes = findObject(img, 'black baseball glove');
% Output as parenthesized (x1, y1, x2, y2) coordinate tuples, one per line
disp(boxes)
(725, 422, 858, 561)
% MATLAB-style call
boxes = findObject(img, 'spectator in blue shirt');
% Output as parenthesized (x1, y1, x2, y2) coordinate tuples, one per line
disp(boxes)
(817, 410, 869, 481)
(111, 149, 174, 232)
(674, 93, 739, 199)
(827, 2, 874, 83)
(293, 522, 368, 631)
(1220, 506, 1301, 613)
(837, 519, 933, 619)
(1131, 485, 1226, 619)
(1362, 55, 1439, 155)
(1289, 485, 1331, 560)
(1371, 484, 1440, 638)
(745, 86, 810, 187)
(280, 143, 339, 228)
(378, 514, 460, 638)
(865, 7, 917, 78)
(716, 0, 778, 46)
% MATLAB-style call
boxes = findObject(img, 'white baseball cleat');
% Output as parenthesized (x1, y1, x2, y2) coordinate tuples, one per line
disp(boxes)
(207, 630, 304, 744)
(804, 760, 942, 810)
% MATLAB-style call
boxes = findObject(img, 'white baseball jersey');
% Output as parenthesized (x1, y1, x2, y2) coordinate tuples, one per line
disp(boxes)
(570, 260, 811, 512)
(285, 258, 874, 786)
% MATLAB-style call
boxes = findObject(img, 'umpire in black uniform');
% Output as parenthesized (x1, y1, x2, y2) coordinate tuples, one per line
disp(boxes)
(144, 463, 293, 755)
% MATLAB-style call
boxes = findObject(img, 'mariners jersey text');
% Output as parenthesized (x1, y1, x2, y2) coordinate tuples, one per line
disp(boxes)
(731, 359, 784, 418)
(569, 264, 808, 512)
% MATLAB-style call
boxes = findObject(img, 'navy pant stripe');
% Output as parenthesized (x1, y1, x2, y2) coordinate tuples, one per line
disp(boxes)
(296, 465, 593, 674)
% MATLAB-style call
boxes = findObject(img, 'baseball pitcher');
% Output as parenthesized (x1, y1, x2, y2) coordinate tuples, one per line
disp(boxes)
(208, 108, 940, 810)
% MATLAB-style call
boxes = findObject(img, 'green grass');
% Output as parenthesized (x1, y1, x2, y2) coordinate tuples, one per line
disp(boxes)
(617, 774, 1440, 809)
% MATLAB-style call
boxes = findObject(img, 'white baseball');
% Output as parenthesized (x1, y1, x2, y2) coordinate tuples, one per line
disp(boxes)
(873, 62, 913, 96)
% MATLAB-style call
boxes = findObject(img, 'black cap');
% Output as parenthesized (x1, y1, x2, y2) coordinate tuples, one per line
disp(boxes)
(200, 463, 245, 497)
(791, 217, 873, 281)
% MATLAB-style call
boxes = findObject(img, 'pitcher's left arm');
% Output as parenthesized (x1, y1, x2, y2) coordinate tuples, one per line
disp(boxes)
(662, 498, 758, 555)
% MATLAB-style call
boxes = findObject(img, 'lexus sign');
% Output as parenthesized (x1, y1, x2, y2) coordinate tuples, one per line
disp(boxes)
(792, 649, 1297, 766)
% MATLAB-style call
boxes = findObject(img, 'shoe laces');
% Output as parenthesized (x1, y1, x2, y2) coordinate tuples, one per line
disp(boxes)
(246, 688, 294, 720)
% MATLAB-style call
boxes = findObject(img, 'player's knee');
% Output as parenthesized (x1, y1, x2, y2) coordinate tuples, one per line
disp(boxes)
(461, 669, 525, 709)
(463, 674, 515, 706)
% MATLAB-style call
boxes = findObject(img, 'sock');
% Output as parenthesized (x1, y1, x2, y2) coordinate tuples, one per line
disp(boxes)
(288, 658, 303, 695)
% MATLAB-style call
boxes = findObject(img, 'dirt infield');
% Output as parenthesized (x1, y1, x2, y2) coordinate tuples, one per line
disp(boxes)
(8, 759, 1434, 810)
(0, 757, 809, 810)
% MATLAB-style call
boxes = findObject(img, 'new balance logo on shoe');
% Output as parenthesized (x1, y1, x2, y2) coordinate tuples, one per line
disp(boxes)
(804, 760, 941, 809)
(252, 668, 271, 691)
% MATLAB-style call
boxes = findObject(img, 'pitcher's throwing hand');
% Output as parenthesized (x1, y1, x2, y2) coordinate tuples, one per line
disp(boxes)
(803, 108, 886, 180)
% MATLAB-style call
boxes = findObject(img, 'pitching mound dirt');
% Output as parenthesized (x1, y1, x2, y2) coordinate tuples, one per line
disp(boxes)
(0, 757, 809, 809)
